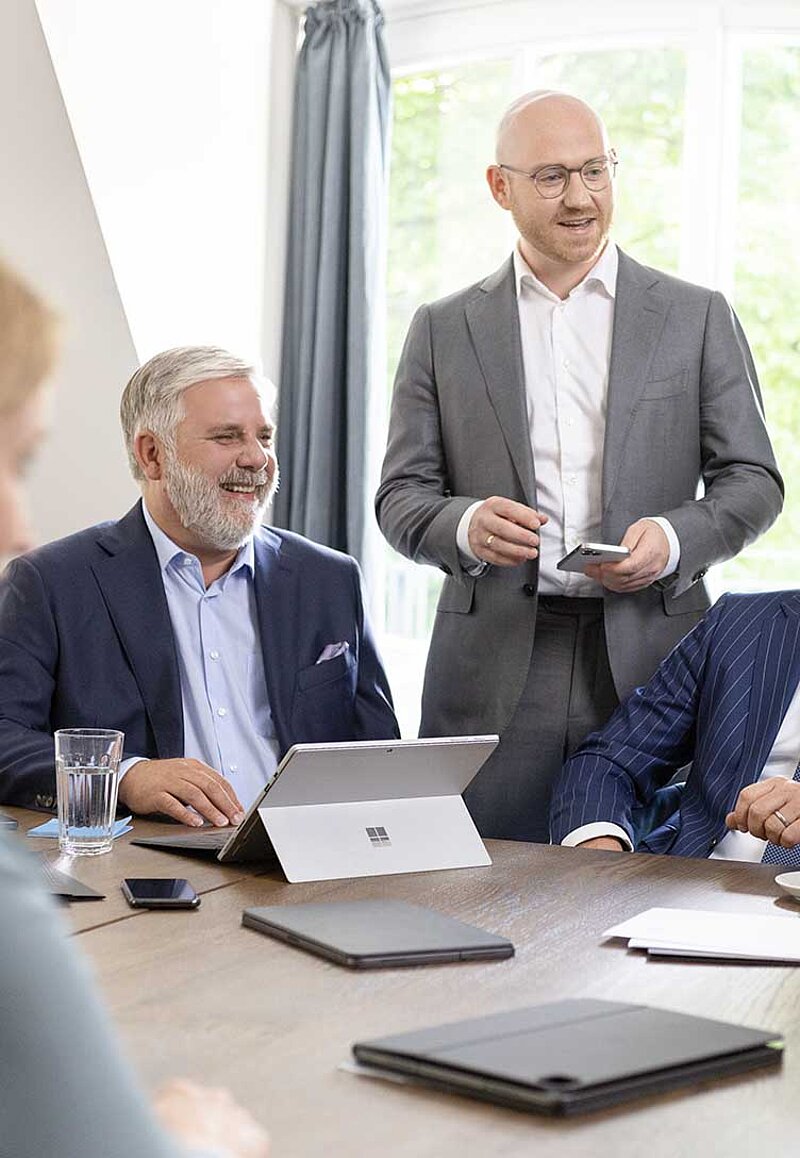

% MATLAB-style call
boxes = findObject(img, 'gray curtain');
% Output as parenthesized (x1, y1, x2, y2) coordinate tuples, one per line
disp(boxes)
(274, 0, 391, 565)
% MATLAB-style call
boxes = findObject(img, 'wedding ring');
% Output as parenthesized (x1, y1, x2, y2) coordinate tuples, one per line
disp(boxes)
(774, 810, 790, 827)
(485, 534, 495, 548)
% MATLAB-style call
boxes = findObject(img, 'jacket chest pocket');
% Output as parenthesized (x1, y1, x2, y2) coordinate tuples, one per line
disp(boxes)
(292, 650, 357, 741)
(639, 369, 687, 401)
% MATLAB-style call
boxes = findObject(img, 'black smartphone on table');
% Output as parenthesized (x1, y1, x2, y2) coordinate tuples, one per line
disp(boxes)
(121, 878, 200, 909)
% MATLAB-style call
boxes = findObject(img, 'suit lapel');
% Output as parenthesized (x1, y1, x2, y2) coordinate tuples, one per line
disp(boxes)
(734, 596, 800, 791)
(603, 251, 670, 508)
(252, 528, 293, 751)
(90, 503, 183, 757)
(465, 259, 536, 505)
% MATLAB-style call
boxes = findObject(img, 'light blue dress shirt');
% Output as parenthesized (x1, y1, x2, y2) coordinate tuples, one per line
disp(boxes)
(120, 506, 280, 810)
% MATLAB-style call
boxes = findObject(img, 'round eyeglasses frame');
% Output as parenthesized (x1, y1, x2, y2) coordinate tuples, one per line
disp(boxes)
(497, 150, 618, 199)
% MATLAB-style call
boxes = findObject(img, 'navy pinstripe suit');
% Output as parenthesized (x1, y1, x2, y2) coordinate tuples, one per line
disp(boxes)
(549, 592, 800, 857)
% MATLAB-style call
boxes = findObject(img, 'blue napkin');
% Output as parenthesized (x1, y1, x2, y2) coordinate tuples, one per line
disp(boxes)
(26, 816, 133, 839)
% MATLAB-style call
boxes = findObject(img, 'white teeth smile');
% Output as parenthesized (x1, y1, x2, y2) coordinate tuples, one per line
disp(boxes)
(222, 485, 255, 493)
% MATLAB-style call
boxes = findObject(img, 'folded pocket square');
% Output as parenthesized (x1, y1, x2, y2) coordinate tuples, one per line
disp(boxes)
(316, 641, 350, 664)
(27, 816, 133, 839)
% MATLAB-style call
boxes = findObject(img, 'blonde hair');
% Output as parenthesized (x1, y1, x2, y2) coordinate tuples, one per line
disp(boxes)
(0, 258, 59, 414)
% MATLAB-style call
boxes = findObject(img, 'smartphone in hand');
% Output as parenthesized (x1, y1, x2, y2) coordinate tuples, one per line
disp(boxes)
(557, 543, 630, 573)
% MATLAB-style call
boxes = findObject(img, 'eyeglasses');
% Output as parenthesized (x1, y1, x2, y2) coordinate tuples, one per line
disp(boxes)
(497, 151, 618, 199)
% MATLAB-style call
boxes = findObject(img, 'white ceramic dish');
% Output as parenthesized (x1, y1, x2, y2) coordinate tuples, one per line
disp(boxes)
(774, 871, 800, 901)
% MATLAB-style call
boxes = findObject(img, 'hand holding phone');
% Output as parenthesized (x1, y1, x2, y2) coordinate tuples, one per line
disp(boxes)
(557, 542, 630, 573)
(121, 878, 200, 909)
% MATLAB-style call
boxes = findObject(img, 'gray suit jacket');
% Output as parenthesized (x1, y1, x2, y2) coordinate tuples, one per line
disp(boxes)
(376, 250, 783, 738)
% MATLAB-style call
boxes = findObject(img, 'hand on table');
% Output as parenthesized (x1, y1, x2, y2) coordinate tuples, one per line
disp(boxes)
(117, 759, 244, 828)
(584, 519, 669, 593)
(576, 837, 627, 851)
(725, 779, 800, 848)
(467, 496, 548, 566)
(154, 1078, 270, 1158)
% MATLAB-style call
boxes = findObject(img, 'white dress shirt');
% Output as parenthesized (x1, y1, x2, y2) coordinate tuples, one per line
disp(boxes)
(456, 242, 679, 586)
(562, 676, 800, 861)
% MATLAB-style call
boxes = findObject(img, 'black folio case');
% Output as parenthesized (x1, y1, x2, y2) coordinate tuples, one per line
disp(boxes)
(352, 999, 783, 1115)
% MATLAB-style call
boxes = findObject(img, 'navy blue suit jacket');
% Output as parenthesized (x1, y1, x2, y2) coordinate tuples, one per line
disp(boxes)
(550, 591, 800, 857)
(0, 503, 399, 809)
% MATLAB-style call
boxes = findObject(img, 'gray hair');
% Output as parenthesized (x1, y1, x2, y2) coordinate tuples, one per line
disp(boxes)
(120, 345, 272, 480)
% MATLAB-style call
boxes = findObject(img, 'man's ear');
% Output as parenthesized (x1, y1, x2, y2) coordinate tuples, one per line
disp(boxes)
(486, 164, 512, 210)
(134, 431, 165, 481)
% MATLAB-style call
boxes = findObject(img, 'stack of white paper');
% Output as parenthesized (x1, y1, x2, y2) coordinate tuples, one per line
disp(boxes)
(603, 907, 800, 962)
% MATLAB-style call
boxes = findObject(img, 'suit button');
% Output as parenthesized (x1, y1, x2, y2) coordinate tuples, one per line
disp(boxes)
(522, 583, 536, 597)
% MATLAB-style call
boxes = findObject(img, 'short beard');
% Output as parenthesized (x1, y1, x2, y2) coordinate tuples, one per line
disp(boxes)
(162, 450, 275, 551)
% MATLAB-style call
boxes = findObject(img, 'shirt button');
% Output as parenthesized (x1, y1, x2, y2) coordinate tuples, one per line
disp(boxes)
(181, 556, 192, 567)
(217, 707, 227, 718)
(209, 650, 220, 660)
(229, 764, 238, 773)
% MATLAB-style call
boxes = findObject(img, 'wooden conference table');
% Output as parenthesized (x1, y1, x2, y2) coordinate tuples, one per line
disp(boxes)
(11, 806, 800, 1157)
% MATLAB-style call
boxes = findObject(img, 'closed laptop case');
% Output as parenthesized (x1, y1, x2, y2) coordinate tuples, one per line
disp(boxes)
(352, 999, 783, 1115)
(242, 900, 514, 968)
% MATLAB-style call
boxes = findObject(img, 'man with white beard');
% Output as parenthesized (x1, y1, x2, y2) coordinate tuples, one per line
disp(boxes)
(0, 346, 398, 822)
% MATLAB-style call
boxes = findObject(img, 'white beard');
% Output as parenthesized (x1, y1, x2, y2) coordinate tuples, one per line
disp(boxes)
(162, 452, 274, 551)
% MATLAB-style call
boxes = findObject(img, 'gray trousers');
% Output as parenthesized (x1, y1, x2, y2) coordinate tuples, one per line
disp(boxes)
(463, 597, 619, 844)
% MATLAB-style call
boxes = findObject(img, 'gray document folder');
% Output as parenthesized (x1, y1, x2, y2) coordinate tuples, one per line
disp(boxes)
(353, 999, 783, 1115)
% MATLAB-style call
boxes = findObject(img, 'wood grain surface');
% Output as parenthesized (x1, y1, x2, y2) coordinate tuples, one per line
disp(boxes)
(16, 808, 794, 1158)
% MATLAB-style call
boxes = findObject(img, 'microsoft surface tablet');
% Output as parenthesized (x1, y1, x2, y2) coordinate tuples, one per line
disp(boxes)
(133, 735, 498, 882)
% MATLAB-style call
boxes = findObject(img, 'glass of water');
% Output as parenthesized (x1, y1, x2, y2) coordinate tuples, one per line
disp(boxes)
(55, 729, 124, 856)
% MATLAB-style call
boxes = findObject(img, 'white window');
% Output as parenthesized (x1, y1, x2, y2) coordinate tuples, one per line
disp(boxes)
(377, 2, 800, 733)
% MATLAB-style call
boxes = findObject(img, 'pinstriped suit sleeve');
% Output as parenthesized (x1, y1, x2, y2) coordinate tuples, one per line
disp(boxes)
(549, 600, 729, 844)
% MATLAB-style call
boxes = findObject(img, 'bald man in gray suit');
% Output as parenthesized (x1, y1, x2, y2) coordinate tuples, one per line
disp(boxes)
(376, 91, 783, 843)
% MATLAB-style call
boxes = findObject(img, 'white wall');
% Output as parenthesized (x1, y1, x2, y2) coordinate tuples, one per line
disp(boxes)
(261, 0, 300, 382)
(36, 0, 279, 367)
(0, 0, 297, 544)
(0, 0, 140, 543)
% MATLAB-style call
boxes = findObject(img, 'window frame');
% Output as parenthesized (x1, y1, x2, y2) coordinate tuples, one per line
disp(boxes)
(374, 0, 800, 730)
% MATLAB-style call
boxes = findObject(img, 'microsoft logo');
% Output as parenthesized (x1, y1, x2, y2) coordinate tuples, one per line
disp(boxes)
(366, 825, 391, 847)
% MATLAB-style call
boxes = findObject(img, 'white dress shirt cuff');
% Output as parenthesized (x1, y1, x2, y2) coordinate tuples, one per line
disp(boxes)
(561, 822, 633, 850)
(643, 516, 680, 580)
(456, 500, 488, 575)
(119, 756, 148, 781)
